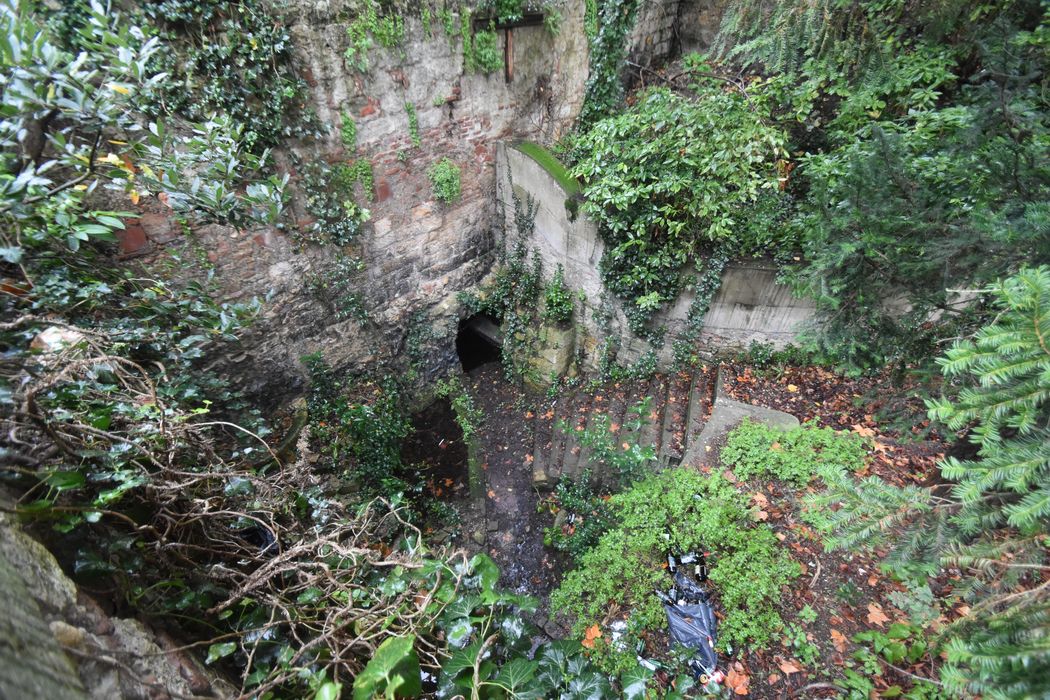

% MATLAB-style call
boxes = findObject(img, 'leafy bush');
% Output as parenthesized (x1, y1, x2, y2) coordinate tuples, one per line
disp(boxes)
(550, 468, 800, 669)
(428, 158, 462, 204)
(303, 354, 411, 498)
(470, 26, 503, 74)
(542, 264, 573, 324)
(721, 419, 869, 486)
(570, 83, 788, 331)
(542, 471, 613, 560)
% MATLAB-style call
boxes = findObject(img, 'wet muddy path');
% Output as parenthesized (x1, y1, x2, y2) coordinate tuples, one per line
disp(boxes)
(458, 363, 567, 611)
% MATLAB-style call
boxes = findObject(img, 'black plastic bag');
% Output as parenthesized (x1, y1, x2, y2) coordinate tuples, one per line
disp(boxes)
(657, 555, 719, 679)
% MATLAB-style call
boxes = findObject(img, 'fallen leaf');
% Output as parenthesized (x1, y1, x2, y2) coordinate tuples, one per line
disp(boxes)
(867, 573, 879, 587)
(581, 624, 602, 649)
(725, 665, 750, 695)
(752, 492, 769, 508)
(786, 384, 799, 392)
(852, 424, 876, 438)
(770, 442, 782, 451)
(867, 602, 890, 627)
(956, 605, 971, 617)
(524, 454, 534, 463)
(487, 489, 496, 499)
(778, 659, 801, 675)
(752, 510, 769, 522)
(767, 673, 781, 685)
(831, 629, 847, 653)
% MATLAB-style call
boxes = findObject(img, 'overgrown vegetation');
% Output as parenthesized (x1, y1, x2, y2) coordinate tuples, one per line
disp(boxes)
(716, 0, 1050, 370)
(541, 264, 573, 324)
(569, 77, 788, 333)
(721, 418, 868, 486)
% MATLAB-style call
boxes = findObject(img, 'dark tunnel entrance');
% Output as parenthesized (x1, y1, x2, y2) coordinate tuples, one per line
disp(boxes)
(456, 313, 502, 371)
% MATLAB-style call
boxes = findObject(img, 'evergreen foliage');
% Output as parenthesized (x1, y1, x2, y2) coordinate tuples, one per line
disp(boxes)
(812, 267, 1050, 697)
(717, 0, 1050, 370)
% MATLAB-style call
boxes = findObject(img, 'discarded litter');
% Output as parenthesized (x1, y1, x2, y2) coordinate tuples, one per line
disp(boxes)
(657, 552, 724, 685)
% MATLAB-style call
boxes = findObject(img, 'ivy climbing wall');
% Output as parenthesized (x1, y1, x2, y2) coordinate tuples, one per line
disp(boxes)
(496, 142, 817, 371)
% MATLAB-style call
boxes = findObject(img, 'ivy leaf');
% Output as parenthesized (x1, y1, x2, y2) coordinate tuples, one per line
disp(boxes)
(620, 665, 654, 699)
(314, 681, 341, 700)
(206, 641, 237, 664)
(353, 635, 421, 700)
(494, 658, 538, 693)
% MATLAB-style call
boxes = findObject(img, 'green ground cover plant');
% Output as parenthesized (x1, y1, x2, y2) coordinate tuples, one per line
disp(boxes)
(721, 418, 869, 486)
(550, 468, 800, 672)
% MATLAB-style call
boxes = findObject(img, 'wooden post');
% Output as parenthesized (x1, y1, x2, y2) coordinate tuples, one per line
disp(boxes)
(504, 28, 513, 83)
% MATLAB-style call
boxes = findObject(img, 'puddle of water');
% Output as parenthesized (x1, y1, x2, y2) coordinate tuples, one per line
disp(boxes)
(400, 397, 470, 501)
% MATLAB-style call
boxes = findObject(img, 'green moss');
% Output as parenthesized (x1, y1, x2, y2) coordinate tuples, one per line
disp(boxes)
(513, 141, 580, 197)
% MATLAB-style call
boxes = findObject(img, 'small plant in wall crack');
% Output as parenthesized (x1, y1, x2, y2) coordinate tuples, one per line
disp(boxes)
(404, 102, 421, 148)
(428, 158, 462, 204)
(340, 110, 357, 149)
(542, 264, 573, 324)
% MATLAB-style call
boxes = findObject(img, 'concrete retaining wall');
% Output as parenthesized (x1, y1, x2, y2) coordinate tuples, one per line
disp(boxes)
(496, 142, 817, 370)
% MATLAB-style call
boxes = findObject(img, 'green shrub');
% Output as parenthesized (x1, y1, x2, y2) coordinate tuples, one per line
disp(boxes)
(720, 419, 869, 486)
(569, 83, 788, 331)
(550, 468, 800, 669)
(542, 471, 613, 560)
(428, 158, 462, 204)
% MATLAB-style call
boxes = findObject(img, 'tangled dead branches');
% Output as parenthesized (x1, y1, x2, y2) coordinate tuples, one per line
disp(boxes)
(0, 317, 474, 695)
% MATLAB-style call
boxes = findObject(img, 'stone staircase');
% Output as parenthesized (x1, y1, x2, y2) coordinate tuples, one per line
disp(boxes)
(530, 366, 717, 489)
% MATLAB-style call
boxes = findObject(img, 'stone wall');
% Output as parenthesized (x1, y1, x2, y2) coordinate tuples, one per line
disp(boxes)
(115, 0, 732, 405)
(626, 0, 682, 69)
(677, 0, 729, 53)
(496, 142, 817, 372)
(0, 496, 234, 699)
(121, 1, 593, 406)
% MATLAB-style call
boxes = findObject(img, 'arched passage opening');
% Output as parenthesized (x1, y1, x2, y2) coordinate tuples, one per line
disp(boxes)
(455, 313, 502, 371)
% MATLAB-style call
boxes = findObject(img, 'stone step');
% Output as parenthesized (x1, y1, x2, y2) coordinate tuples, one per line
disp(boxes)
(681, 366, 800, 467)
(546, 388, 576, 482)
(638, 374, 667, 457)
(560, 391, 594, 480)
(659, 370, 692, 467)
(621, 376, 650, 446)
(593, 381, 629, 491)
(575, 384, 613, 476)
(683, 365, 716, 453)
(531, 397, 555, 488)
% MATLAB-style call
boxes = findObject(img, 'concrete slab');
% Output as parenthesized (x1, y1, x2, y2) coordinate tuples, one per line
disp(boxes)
(681, 368, 799, 467)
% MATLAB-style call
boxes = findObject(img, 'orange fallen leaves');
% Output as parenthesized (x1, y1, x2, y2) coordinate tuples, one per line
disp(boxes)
(778, 658, 801, 675)
(852, 424, 876, 438)
(581, 624, 602, 649)
(725, 662, 750, 695)
(830, 629, 848, 653)
(867, 602, 890, 627)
